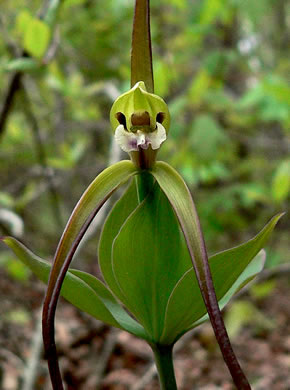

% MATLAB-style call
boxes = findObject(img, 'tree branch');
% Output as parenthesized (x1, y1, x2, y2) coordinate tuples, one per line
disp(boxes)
(21, 84, 64, 227)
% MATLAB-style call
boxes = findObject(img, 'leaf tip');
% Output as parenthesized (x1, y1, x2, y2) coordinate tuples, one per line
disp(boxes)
(272, 212, 285, 226)
(0, 236, 11, 245)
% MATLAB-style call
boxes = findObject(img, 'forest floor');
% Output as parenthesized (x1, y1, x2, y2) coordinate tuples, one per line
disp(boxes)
(1, 270, 290, 390)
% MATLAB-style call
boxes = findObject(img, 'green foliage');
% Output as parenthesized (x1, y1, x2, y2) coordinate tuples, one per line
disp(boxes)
(224, 298, 275, 339)
(108, 184, 191, 341)
(99, 181, 139, 304)
(43, 160, 137, 313)
(2, 236, 147, 339)
(190, 114, 229, 160)
(4, 308, 30, 325)
(250, 279, 276, 300)
(159, 214, 280, 343)
(2, 185, 280, 345)
(0, 251, 30, 281)
(16, 10, 51, 58)
(271, 160, 290, 203)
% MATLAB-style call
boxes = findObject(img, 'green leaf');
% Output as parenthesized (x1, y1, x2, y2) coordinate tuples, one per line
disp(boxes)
(151, 163, 282, 340)
(6, 257, 31, 282)
(167, 0, 186, 9)
(23, 18, 51, 58)
(99, 180, 140, 306)
(190, 114, 229, 160)
(154, 61, 172, 97)
(183, 250, 266, 331)
(200, 0, 223, 25)
(250, 279, 276, 300)
(161, 213, 282, 343)
(188, 69, 211, 105)
(15, 10, 33, 36)
(271, 160, 290, 203)
(0, 192, 14, 208)
(69, 270, 148, 339)
(111, 183, 192, 341)
(1, 237, 117, 326)
(224, 301, 256, 339)
(152, 161, 233, 354)
(1, 237, 147, 339)
(5, 308, 30, 325)
(42, 160, 138, 367)
(224, 298, 275, 340)
(44, 160, 137, 312)
(151, 162, 211, 304)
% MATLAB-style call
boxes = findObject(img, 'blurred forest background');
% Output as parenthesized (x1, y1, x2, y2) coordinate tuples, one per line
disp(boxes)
(0, 0, 289, 389)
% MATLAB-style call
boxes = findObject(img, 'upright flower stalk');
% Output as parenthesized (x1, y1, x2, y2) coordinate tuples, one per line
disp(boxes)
(131, 0, 154, 93)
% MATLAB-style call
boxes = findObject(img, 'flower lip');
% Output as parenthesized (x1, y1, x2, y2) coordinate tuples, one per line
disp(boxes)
(115, 122, 166, 153)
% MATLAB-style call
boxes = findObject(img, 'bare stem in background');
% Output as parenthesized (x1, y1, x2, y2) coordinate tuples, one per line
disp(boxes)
(21, 85, 64, 227)
(0, 70, 23, 139)
(21, 310, 43, 390)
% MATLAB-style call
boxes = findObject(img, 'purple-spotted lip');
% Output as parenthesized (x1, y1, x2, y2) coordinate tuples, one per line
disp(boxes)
(115, 123, 166, 153)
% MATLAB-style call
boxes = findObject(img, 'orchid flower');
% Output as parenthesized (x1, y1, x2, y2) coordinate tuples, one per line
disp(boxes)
(113, 82, 168, 154)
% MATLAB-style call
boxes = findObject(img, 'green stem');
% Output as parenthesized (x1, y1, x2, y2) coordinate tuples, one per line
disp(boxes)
(151, 344, 177, 390)
(135, 170, 155, 203)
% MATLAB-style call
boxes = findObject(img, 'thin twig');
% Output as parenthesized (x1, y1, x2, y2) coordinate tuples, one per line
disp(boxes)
(130, 364, 157, 390)
(43, 27, 61, 64)
(0, 70, 23, 138)
(21, 84, 64, 227)
(21, 310, 44, 390)
(94, 328, 119, 390)
(259, 262, 290, 279)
